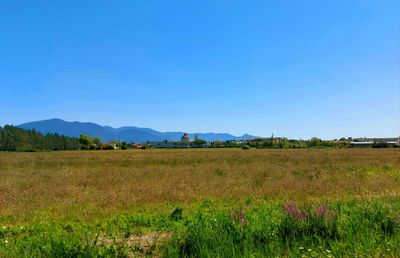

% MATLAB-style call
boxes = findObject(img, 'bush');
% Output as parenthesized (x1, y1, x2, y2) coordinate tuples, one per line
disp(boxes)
(141, 144, 152, 149)
(171, 207, 183, 221)
(242, 145, 250, 150)
(372, 142, 389, 148)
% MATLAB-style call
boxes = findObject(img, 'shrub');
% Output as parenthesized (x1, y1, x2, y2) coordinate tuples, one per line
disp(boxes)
(171, 207, 183, 221)
(242, 145, 250, 150)
(372, 142, 389, 148)
(213, 169, 226, 176)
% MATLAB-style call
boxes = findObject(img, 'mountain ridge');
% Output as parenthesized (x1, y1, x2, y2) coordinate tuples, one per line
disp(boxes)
(18, 118, 259, 143)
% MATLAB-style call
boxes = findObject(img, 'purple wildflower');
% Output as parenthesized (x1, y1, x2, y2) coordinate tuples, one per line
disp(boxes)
(284, 202, 305, 221)
(314, 203, 335, 220)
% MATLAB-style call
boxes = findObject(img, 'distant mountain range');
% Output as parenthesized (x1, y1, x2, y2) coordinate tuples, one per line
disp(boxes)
(18, 119, 259, 143)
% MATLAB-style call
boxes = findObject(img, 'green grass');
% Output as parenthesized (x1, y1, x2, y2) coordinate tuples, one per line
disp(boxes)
(1, 199, 399, 257)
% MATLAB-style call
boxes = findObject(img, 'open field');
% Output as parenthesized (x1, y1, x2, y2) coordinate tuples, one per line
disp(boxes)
(1, 149, 400, 257)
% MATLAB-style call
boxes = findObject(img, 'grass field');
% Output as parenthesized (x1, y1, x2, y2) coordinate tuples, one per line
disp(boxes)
(1, 149, 399, 257)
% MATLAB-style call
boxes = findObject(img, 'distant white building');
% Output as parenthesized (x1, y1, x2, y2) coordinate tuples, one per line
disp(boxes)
(350, 137, 400, 147)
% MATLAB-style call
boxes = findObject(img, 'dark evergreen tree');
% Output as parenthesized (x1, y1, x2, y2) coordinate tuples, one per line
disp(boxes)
(0, 125, 80, 151)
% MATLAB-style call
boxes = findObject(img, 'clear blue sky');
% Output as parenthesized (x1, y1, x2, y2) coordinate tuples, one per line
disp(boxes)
(1, 1, 399, 139)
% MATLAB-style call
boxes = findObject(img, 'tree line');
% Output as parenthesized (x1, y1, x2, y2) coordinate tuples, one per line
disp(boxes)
(210, 137, 348, 149)
(0, 125, 80, 151)
(1, 125, 395, 151)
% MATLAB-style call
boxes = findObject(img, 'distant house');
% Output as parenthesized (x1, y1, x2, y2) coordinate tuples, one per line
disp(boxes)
(131, 144, 142, 149)
(100, 143, 117, 150)
(100, 144, 109, 149)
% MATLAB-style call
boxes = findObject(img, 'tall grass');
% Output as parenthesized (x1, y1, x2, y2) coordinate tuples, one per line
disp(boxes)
(165, 201, 400, 257)
(0, 201, 399, 257)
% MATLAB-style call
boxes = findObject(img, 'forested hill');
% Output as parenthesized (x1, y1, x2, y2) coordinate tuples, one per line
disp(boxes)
(0, 125, 80, 151)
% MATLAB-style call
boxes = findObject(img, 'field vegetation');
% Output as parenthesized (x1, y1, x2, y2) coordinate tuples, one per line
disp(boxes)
(0, 149, 399, 257)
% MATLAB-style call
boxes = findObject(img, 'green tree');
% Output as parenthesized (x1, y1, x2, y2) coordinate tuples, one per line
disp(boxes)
(93, 137, 101, 146)
(79, 134, 93, 149)
(121, 141, 128, 150)
(193, 138, 207, 147)
(309, 137, 322, 147)
(0, 125, 79, 151)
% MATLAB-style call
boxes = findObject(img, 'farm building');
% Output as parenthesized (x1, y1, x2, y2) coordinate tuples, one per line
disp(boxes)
(350, 138, 399, 148)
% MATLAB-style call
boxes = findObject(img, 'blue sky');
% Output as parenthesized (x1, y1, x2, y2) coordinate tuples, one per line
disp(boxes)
(1, 0, 399, 139)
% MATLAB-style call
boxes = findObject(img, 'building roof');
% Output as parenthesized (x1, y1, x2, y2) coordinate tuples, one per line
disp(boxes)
(181, 133, 190, 140)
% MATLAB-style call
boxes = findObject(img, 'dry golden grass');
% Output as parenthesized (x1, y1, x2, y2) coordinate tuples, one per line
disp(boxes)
(0, 148, 399, 221)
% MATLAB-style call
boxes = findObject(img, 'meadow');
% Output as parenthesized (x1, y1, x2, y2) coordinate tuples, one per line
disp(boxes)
(0, 149, 399, 257)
